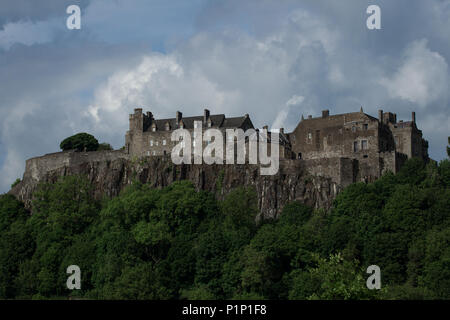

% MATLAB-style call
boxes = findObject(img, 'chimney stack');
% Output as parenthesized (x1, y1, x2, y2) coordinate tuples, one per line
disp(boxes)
(378, 110, 383, 123)
(203, 108, 210, 124)
(263, 125, 268, 131)
(412, 111, 416, 124)
(176, 111, 182, 126)
(322, 110, 330, 118)
(280, 128, 284, 134)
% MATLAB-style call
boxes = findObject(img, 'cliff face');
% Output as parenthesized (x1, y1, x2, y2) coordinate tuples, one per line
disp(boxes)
(9, 150, 341, 219)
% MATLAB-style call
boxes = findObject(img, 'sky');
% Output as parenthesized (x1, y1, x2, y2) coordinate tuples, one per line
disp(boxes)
(0, 0, 449, 192)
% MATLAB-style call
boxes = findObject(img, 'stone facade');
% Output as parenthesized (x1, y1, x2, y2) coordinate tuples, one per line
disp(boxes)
(125, 108, 292, 161)
(125, 108, 256, 157)
(288, 108, 428, 181)
(126, 107, 428, 183)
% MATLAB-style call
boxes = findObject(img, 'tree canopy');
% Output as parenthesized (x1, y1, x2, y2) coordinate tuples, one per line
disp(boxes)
(60, 133, 100, 152)
(0, 157, 448, 299)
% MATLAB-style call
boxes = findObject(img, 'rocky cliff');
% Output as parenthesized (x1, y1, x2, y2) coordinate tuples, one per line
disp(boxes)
(9, 150, 343, 219)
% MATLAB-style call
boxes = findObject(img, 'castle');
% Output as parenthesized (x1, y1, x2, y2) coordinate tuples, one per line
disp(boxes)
(125, 107, 428, 182)
(10, 106, 430, 216)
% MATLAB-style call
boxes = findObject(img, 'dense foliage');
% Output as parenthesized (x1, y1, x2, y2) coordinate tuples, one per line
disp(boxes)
(0, 158, 449, 300)
(60, 133, 100, 152)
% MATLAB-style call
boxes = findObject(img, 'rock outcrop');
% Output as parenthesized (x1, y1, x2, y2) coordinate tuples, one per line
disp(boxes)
(9, 150, 342, 219)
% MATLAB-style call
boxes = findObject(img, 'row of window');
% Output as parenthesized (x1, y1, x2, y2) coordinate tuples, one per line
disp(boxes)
(150, 139, 167, 146)
(150, 136, 216, 148)
(151, 121, 213, 132)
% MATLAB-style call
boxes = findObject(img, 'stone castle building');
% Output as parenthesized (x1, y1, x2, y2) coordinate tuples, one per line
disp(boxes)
(126, 108, 254, 157)
(288, 108, 428, 181)
(10, 106, 430, 216)
(125, 107, 428, 182)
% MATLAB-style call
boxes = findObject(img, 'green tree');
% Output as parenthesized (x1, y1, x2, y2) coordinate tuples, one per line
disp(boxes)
(60, 133, 99, 152)
(290, 253, 377, 300)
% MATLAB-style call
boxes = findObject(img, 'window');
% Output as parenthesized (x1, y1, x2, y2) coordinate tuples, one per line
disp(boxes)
(353, 141, 359, 152)
(298, 153, 302, 159)
(150, 140, 153, 147)
(165, 123, 170, 131)
(307, 132, 312, 141)
(152, 151, 156, 156)
(146, 151, 150, 156)
(363, 124, 368, 131)
(156, 141, 159, 146)
(352, 126, 356, 132)
(315, 130, 320, 149)
(163, 140, 166, 146)
(361, 140, 368, 150)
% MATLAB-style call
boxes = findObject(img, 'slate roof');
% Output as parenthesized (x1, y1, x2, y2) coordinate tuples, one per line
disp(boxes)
(147, 114, 248, 131)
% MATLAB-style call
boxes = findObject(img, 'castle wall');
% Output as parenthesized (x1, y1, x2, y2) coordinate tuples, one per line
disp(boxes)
(289, 112, 381, 162)
(24, 150, 129, 182)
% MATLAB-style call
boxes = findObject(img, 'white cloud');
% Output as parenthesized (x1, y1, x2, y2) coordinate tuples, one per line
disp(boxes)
(86, 53, 242, 137)
(382, 39, 449, 107)
(271, 95, 304, 130)
(0, 18, 60, 50)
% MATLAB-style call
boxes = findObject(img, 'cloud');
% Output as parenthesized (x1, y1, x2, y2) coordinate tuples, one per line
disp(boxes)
(0, 18, 60, 50)
(382, 39, 449, 107)
(271, 95, 304, 130)
(86, 53, 239, 137)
